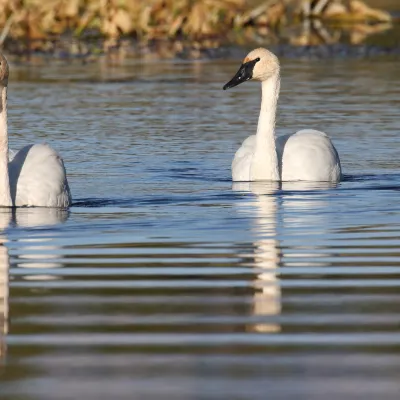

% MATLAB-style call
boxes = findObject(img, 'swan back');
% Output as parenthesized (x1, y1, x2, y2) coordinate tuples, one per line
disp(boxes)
(232, 135, 256, 181)
(281, 129, 342, 182)
(9, 144, 71, 207)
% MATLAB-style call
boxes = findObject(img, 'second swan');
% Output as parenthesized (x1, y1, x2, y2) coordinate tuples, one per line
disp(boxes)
(223, 48, 341, 183)
(0, 52, 71, 207)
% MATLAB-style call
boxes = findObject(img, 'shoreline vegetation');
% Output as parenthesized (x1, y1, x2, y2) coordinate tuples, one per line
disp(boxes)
(0, 0, 398, 60)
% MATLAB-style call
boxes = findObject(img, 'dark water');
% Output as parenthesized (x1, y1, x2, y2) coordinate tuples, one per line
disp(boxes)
(0, 56, 399, 399)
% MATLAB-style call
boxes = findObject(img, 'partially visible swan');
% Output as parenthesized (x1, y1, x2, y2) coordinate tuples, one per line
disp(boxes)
(0, 52, 71, 207)
(223, 48, 342, 182)
(0, 207, 69, 359)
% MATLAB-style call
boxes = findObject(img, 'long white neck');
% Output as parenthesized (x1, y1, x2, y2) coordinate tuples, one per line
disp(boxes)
(250, 73, 280, 181)
(0, 85, 12, 207)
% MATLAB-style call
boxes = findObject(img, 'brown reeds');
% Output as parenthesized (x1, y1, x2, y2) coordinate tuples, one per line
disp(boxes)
(0, 0, 248, 41)
(0, 0, 394, 57)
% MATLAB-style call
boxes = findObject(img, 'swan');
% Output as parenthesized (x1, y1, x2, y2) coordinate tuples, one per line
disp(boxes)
(223, 48, 342, 182)
(0, 52, 71, 207)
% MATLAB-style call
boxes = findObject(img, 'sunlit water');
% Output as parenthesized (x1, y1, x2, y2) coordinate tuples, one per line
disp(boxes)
(0, 56, 399, 399)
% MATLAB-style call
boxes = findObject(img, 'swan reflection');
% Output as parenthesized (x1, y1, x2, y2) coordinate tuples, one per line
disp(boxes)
(0, 211, 11, 352)
(14, 208, 69, 277)
(0, 208, 69, 361)
(233, 181, 281, 333)
(233, 180, 336, 333)
(281, 181, 337, 267)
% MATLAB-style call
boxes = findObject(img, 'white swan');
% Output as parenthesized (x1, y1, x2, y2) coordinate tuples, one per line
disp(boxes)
(0, 52, 71, 207)
(223, 48, 342, 182)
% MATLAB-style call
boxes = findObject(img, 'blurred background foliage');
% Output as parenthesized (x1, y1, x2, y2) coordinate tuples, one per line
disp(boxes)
(0, 0, 397, 58)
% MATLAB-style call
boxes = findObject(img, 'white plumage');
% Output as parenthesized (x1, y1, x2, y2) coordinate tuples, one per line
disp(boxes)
(8, 144, 71, 207)
(224, 48, 342, 183)
(0, 52, 71, 208)
(232, 130, 341, 182)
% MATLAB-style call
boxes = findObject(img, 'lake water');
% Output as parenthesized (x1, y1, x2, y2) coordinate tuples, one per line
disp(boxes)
(0, 55, 399, 399)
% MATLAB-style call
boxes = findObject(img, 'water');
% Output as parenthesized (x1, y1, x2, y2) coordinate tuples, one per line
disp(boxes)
(0, 56, 399, 399)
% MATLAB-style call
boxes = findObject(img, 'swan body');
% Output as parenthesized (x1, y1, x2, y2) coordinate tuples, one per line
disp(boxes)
(224, 48, 342, 182)
(0, 52, 71, 207)
(232, 130, 341, 182)
(9, 144, 71, 207)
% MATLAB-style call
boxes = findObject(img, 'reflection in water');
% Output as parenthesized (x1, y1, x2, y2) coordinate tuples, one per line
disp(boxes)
(0, 208, 68, 362)
(233, 182, 281, 333)
(0, 211, 12, 360)
(233, 181, 337, 333)
(2, 57, 399, 399)
(14, 209, 69, 278)
(281, 181, 337, 268)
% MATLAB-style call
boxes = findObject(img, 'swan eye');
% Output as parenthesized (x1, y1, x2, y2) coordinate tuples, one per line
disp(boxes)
(255, 57, 260, 62)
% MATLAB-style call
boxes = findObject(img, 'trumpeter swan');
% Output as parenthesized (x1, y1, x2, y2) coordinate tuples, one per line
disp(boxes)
(223, 48, 342, 182)
(0, 52, 71, 207)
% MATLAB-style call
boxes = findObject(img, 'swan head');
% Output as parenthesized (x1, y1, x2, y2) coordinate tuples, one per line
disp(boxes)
(223, 48, 279, 90)
(0, 52, 9, 86)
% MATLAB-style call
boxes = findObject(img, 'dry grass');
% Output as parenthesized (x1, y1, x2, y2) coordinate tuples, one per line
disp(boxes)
(0, 0, 394, 55)
(0, 0, 250, 41)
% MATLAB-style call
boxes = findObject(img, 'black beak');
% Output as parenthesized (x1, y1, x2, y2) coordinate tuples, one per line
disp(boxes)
(223, 58, 260, 90)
